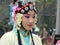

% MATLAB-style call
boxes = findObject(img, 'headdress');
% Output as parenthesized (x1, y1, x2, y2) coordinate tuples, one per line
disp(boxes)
(16, 1, 36, 14)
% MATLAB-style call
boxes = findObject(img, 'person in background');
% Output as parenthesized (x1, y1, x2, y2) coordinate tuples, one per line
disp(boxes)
(38, 24, 48, 45)
(39, 24, 54, 45)
(42, 26, 48, 45)
(0, 1, 42, 45)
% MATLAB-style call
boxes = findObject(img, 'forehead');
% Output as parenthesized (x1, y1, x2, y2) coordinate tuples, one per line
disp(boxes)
(27, 10, 35, 15)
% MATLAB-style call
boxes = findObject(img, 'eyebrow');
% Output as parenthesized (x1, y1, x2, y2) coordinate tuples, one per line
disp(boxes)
(23, 13, 35, 16)
(23, 14, 30, 16)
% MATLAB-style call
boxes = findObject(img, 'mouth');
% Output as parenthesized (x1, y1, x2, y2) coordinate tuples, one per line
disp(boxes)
(27, 24, 33, 28)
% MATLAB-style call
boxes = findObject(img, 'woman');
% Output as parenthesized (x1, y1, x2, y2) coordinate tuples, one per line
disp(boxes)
(0, 1, 42, 45)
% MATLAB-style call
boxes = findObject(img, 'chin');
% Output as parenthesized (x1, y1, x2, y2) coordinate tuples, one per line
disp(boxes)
(25, 27, 33, 30)
(26, 28, 32, 30)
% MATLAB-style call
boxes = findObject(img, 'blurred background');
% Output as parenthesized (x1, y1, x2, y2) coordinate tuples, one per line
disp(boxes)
(0, 0, 58, 45)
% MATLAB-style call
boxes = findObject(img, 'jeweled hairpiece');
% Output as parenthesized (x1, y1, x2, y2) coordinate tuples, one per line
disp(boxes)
(15, 2, 36, 14)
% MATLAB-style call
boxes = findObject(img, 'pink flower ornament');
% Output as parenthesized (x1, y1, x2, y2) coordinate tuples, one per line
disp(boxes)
(56, 40, 60, 45)
(12, 5, 18, 22)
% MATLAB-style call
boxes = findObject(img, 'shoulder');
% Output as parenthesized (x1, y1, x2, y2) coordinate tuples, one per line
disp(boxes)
(32, 34, 42, 41)
(1, 30, 15, 40)
(0, 30, 17, 45)
(32, 34, 42, 45)
(32, 34, 41, 39)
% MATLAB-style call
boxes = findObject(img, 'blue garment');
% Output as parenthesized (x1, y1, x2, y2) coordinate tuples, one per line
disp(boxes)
(20, 30, 31, 45)
(13, 28, 33, 45)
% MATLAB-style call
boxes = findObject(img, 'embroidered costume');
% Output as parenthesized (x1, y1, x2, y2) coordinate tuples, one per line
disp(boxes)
(0, 29, 42, 45)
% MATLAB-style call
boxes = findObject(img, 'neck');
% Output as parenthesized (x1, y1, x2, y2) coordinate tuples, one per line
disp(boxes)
(20, 27, 30, 37)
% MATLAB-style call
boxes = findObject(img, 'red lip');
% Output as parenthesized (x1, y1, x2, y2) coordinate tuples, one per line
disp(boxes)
(27, 24, 33, 28)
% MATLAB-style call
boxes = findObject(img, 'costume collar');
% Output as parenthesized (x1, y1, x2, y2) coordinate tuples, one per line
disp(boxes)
(20, 27, 30, 37)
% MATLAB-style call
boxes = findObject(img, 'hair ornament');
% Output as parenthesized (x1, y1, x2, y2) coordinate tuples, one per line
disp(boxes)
(16, 13, 23, 30)
(15, 2, 36, 14)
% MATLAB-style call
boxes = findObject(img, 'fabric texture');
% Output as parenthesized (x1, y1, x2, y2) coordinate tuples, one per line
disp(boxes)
(0, 30, 42, 45)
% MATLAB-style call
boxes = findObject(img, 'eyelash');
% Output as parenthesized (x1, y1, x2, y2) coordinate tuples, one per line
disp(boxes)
(24, 16, 35, 18)
(25, 16, 29, 18)
(33, 16, 35, 18)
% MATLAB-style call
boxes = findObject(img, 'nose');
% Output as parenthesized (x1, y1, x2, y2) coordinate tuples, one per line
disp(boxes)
(29, 17, 34, 23)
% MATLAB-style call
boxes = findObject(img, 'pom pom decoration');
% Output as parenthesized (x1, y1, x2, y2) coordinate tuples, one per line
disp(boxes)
(12, 5, 18, 22)
(16, 13, 23, 30)
(22, 0, 35, 5)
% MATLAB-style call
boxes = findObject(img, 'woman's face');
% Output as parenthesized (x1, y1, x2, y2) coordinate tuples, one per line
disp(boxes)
(22, 10, 36, 30)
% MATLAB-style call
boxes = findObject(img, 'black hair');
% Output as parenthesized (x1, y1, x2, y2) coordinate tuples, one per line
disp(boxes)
(18, 1, 22, 7)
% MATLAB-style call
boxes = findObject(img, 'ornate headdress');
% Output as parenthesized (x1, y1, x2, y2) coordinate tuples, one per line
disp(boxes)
(16, 2, 36, 14)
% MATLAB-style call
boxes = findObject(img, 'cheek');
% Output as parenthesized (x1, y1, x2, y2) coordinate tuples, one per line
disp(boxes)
(22, 19, 26, 25)
(22, 18, 27, 27)
(22, 20, 28, 30)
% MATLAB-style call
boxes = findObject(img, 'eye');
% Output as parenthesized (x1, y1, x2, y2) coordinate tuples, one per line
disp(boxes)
(23, 14, 30, 18)
(25, 16, 30, 18)
(33, 16, 35, 18)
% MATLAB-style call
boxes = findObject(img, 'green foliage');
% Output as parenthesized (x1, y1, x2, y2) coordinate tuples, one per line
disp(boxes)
(0, 0, 11, 36)
(35, 0, 57, 28)
(0, 6, 2, 10)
